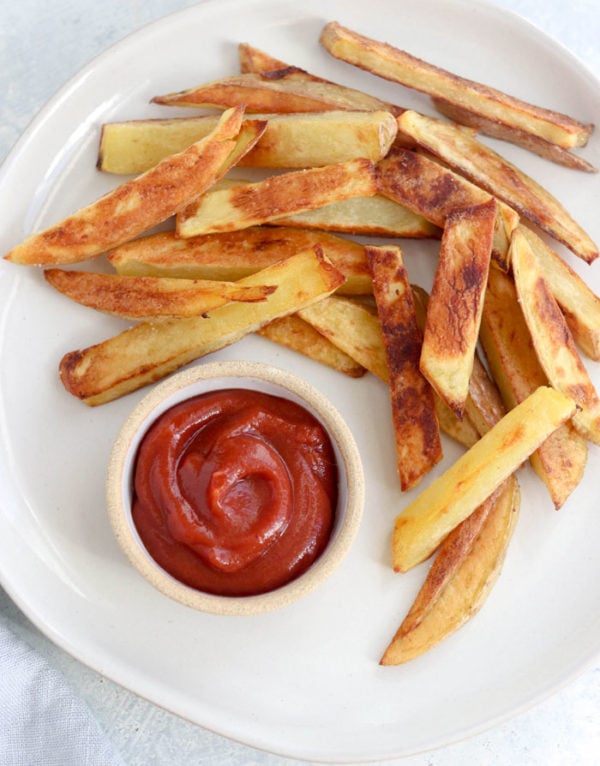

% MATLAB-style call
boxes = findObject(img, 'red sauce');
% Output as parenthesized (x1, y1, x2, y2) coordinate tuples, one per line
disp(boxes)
(132, 389, 338, 596)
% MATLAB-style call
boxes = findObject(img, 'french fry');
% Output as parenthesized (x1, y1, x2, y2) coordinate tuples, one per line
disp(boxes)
(391, 386, 576, 572)
(320, 21, 593, 150)
(519, 226, 600, 361)
(420, 200, 495, 417)
(510, 228, 600, 445)
(59, 247, 344, 405)
(176, 158, 378, 237)
(382, 311, 515, 663)
(480, 266, 587, 508)
(44, 269, 276, 320)
(257, 315, 366, 378)
(108, 227, 372, 295)
(298, 296, 389, 381)
(366, 244, 442, 490)
(381, 476, 520, 664)
(376, 148, 518, 269)
(4, 108, 263, 266)
(152, 71, 402, 114)
(98, 111, 398, 174)
(431, 98, 596, 172)
(411, 285, 481, 447)
(271, 192, 440, 239)
(396, 110, 598, 264)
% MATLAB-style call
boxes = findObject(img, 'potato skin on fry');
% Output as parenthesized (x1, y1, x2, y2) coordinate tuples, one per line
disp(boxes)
(320, 21, 592, 149)
(44, 269, 275, 320)
(5, 108, 261, 266)
(366, 245, 442, 490)
(381, 475, 520, 665)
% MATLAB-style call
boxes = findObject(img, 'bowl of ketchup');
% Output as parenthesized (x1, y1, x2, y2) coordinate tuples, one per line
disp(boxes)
(106, 361, 364, 615)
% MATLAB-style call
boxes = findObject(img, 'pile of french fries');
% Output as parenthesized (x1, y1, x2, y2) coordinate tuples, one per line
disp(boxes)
(5, 20, 600, 665)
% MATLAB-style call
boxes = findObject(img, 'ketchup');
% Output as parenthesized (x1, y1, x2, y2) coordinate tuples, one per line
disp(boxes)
(132, 389, 338, 596)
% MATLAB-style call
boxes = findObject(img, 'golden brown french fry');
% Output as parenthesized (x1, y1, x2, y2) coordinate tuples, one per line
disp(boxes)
(320, 21, 592, 149)
(420, 200, 495, 416)
(98, 111, 398, 174)
(381, 475, 520, 664)
(519, 226, 600, 360)
(44, 269, 276, 320)
(480, 266, 587, 508)
(152, 71, 401, 114)
(510, 228, 600, 444)
(396, 110, 598, 264)
(376, 148, 518, 269)
(177, 158, 378, 237)
(431, 98, 596, 172)
(298, 296, 389, 381)
(4, 108, 262, 266)
(257, 315, 366, 378)
(271, 192, 440, 239)
(366, 244, 442, 490)
(108, 227, 371, 295)
(392, 386, 576, 572)
(59, 247, 344, 405)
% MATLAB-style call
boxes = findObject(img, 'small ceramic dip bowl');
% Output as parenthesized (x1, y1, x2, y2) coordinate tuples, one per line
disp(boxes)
(106, 360, 364, 616)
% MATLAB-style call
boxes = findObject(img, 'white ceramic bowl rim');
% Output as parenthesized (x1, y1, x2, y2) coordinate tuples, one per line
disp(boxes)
(106, 361, 365, 616)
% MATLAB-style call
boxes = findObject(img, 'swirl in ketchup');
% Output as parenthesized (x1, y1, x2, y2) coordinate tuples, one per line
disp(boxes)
(132, 389, 338, 596)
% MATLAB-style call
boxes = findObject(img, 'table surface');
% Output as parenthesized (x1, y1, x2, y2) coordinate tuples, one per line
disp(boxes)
(1, 1, 599, 764)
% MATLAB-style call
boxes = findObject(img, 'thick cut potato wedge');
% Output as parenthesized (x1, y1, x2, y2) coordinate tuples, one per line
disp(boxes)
(519, 226, 600, 361)
(257, 315, 366, 378)
(272, 192, 440, 239)
(320, 21, 592, 149)
(420, 200, 495, 416)
(4, 108, 262, 267)
(432, 98, 595, 172)
(108, 227, 371, 295)
(481, 266, 587, 508)
(392, 386, 576, 572)
(510, 228, 600, 444)
(59, 248, 344, 405)
(152, 71, 402, 114)
(397, 111, 598, 264)
(44, 269, 275, 321)
(98, 111, 398, 174)
(367, 245, 442, 490)
(177, 158, 378, 237)
(376, 148, 518, 269)
(381, 476, 520, 664)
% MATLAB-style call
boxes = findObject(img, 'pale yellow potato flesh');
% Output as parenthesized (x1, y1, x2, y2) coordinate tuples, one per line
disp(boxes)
(98, 111, 398, 174)
(391, 386, 576, 572)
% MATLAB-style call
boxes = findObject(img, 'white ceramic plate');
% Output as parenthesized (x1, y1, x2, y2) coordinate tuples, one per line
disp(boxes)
(1, 0, 600, 761)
